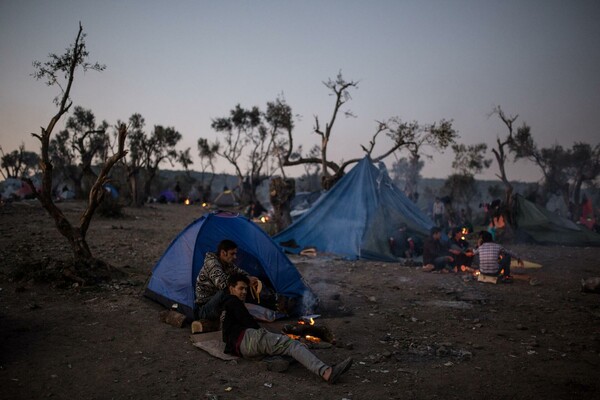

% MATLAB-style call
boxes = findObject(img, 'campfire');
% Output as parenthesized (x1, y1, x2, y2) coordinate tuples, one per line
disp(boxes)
(184, 198, 191, 205)
(282, 316, 334, 344)
(461, 227, 469, 240)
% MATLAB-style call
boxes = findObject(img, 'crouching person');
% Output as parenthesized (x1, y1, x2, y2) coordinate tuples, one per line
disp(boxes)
(472, 231, 524, 283)
(222, 273, 353, 384)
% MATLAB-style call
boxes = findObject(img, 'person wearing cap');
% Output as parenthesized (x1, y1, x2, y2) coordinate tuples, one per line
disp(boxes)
(222, 273, 353, 384)
(448, 227, 474, 272)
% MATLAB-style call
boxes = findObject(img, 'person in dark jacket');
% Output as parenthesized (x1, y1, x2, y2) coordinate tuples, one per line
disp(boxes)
(448, 227, 473, 271)
(422, 226, 453, 272)
(194, 240, 258, 321)
(222, 273, 353, 384)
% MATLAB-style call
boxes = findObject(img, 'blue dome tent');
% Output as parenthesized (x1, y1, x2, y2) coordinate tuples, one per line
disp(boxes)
(145, 211, 317, 319)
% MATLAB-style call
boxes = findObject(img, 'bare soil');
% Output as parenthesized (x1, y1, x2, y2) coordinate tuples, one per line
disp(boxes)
(1, 200, 599, 400)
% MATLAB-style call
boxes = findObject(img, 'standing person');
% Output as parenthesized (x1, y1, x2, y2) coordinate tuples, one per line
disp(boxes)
(222, 273, 353, 384)
(422, 226, 453, 272)
(174, 181, 182, 203)
(194, 240, 258, 320)
(472, 231, 524, 283)
(432, 197, 445, 228)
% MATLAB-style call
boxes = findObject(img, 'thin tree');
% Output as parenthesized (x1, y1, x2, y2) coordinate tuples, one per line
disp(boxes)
(197, 138, 219, 202)
(26, 23, 128, 268)
(488, 106, 523, 214)
(120, 113, 146, 206)
(442, 143, 492, 220)
(210, 103, 283, 203)
(140, 125, 182, 202)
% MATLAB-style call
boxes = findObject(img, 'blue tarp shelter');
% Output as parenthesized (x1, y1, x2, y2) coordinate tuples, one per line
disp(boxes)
(145, 211, 317, 319)
(274, 157, 434, 261)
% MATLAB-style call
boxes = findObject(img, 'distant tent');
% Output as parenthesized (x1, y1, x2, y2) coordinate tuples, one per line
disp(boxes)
(15, 183, 34, 198)
(103, 184, 119, 199)
(1, 178, 24, 199)
(213, 189, 239, 207)
(513, 194, 600, 246)
(274, 157, 434, 261)
(145, 211, 317, 319)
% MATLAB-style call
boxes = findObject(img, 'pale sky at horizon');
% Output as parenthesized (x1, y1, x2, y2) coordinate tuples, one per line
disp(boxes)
(1, 0, 599, 183)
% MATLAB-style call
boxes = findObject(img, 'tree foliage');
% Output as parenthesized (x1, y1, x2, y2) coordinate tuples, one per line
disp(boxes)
(0, 144, 40, 179)
(208, 101, 287, 203)
(443, 143, 492, 219)
(141, 125, 183, 201)
(277, 71, 458, 190)
(49, 106, 109, 198)
(510, 126, 600, 218)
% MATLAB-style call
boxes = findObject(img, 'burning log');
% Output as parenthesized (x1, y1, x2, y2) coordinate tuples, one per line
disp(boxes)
(282, 320, 335, 344)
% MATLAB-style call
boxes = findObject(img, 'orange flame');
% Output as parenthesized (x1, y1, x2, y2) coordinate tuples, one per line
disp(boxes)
(305, 335, 321, 343)
(184, 199, 190, 205)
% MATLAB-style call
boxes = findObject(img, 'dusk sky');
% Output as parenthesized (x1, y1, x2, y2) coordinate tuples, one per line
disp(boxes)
(1, 0, 599, 182)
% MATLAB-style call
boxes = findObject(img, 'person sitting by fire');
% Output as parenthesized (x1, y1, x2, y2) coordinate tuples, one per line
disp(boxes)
(222, 273, 353, 384)
(194, 240, 259, 321)
(389, 223, 420, 259)
(448, 227, 474, 272)
(422, 226, 454, 272)
(471, 230, 523, 283)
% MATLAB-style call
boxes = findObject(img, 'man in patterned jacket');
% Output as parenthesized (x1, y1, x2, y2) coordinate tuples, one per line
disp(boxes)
(194, 239, 258, 320)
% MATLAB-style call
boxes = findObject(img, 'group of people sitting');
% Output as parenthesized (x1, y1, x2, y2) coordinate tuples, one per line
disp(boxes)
(421, 226, 524, 282)
(193, 239, 353, 384)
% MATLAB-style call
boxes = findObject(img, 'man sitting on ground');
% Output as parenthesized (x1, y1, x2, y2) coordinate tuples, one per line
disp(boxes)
(195, 239, 258, 321)
(222, 273, 353, 384)
(422, 226, 454, 272)
(471, 231, 524, 283)
(448, 227, 474, 272)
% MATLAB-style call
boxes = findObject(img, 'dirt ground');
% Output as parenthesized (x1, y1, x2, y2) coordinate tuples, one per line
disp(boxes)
(1, 200, 599, 400)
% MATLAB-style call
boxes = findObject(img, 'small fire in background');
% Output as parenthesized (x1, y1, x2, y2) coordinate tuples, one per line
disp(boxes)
(184, 198, 191, 205)
(260, 215, 270, 223)
(201, 202, 208, 208)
